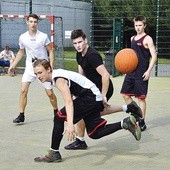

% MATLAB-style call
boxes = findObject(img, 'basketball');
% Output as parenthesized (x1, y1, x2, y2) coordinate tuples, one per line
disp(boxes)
(114, 48, 138, 74)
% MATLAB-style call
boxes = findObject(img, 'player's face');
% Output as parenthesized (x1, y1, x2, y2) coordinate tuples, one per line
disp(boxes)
(34, 65, 51, 83)
(134, 21, 146, 34)
(72, 37, 88, 53)
(27, 17, 38, 31)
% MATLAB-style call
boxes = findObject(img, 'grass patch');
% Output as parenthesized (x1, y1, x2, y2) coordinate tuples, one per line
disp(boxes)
(63, 60, 78, 72)
(13, 50, 170, 72)
(158, 58, 170, 64)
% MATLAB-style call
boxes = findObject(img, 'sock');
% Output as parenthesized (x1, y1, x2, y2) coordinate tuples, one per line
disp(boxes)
(50, 148, 59, 152)
(121, 120, 123, 128)
(122, 105, 127, 112)
(54, 109, 58, 112)
(20, 112, 24, 116)
(76, 136, 85, 141)
(54, 109, 58, 116)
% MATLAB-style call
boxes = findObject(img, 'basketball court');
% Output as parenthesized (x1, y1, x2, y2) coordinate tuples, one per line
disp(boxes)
(0, 74, 170, 170)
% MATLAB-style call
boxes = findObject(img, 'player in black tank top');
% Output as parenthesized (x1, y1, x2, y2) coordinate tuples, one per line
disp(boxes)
(120, 16, 157, 132)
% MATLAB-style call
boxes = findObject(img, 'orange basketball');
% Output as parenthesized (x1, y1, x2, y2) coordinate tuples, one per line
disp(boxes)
(114, 48, 138, 74)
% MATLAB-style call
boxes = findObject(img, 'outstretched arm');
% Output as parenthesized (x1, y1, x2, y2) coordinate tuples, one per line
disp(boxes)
(55, 78, 76, 141)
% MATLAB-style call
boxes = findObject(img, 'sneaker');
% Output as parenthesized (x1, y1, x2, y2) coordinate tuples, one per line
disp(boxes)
(122, 115, 141, 141)
(139, 119, 147, 132)
(127, 101, 142, 121)
(13, 114, 25, 124)
(34, 150, 62, 163)
(64, 138, 88, 150)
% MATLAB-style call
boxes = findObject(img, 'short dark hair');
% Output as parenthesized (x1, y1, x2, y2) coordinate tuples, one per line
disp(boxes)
(27, 13, 39, 21)
(71, 29, 86, 40)
(5, 46, 10, 50)
(133, 15, 146, 25)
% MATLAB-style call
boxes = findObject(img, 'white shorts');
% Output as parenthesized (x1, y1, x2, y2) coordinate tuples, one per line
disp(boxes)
(22, 71, 53, 90)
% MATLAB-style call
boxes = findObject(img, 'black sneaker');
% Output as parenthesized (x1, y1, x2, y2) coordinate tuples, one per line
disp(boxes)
(127, 101, 142, 121)
(34, 150, 62, 163)
(122, 115, 141, 141)
(139, 119, 147, 132)
(64, 138, 88, 150)
(13, 114, 25, 124)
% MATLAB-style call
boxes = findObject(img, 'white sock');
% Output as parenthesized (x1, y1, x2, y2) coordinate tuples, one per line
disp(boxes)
(122, 105, 127, 112)
(76, 136, 85, 141)
(50, 148, 59, 152)
(121, 120, 123, 129)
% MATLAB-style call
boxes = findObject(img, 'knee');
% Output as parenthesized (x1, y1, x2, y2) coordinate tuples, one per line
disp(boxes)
(20, 88, 28, 96)
(88, 132, 100, 140)
(122, 95, 130, 100)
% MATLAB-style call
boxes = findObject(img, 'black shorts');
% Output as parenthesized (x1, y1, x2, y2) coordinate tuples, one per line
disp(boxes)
(106, 79, 114, 100)
(120, 75, 149, 99)
(58, 93, 107, 137)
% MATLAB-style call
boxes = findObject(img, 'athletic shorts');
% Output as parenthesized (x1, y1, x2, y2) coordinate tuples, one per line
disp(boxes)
(120, 75, 149, 99)
(22, 70, 53, 90)
(57, 92, 107, 137)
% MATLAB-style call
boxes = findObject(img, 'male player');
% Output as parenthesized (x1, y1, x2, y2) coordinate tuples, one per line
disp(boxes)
(8, 13, 58, 123)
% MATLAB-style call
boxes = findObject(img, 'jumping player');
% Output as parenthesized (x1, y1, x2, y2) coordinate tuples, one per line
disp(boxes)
(120, 15, 157, 131)
(33, 59, 141, 163)
(8, 13, 58, 123)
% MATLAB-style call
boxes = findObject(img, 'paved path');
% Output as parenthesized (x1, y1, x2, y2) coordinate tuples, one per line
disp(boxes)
(0, 75, 170, 170)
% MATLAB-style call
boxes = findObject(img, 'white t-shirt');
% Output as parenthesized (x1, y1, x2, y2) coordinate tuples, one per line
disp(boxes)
(19, 30, 50, 73)
(52, 69, 103, 101)
(0, 50, 14, 61)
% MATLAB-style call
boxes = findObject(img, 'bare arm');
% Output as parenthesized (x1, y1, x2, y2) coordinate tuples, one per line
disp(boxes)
(96, 64, 110, 97)
(55, 78, 75, 141)
(143, 36, 157, 80)
(46, 44, 54, 69)
(78, 65, 84, 75)
(96, 64, 110, 107)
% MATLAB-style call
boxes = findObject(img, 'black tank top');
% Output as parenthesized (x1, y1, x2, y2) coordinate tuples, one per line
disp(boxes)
(130, 34, 151, 79)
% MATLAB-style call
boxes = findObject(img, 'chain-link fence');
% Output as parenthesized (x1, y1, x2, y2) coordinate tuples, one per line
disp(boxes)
(90, 0, 170, 77)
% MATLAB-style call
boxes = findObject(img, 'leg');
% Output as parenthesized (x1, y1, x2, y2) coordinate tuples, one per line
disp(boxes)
(65, 97, 142, 150)
(101, 104, 124, 116)
(88, 115, 141, 141)
(20, 82, 30, 113)
(122, 94, 133, 104)
(34, 111, 64, 163)
(138, 98, 147, 131)
(13, 82, 30, 123)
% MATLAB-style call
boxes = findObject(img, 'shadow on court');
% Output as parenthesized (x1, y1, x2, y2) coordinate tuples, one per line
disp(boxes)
(0, 75, 170, 170)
